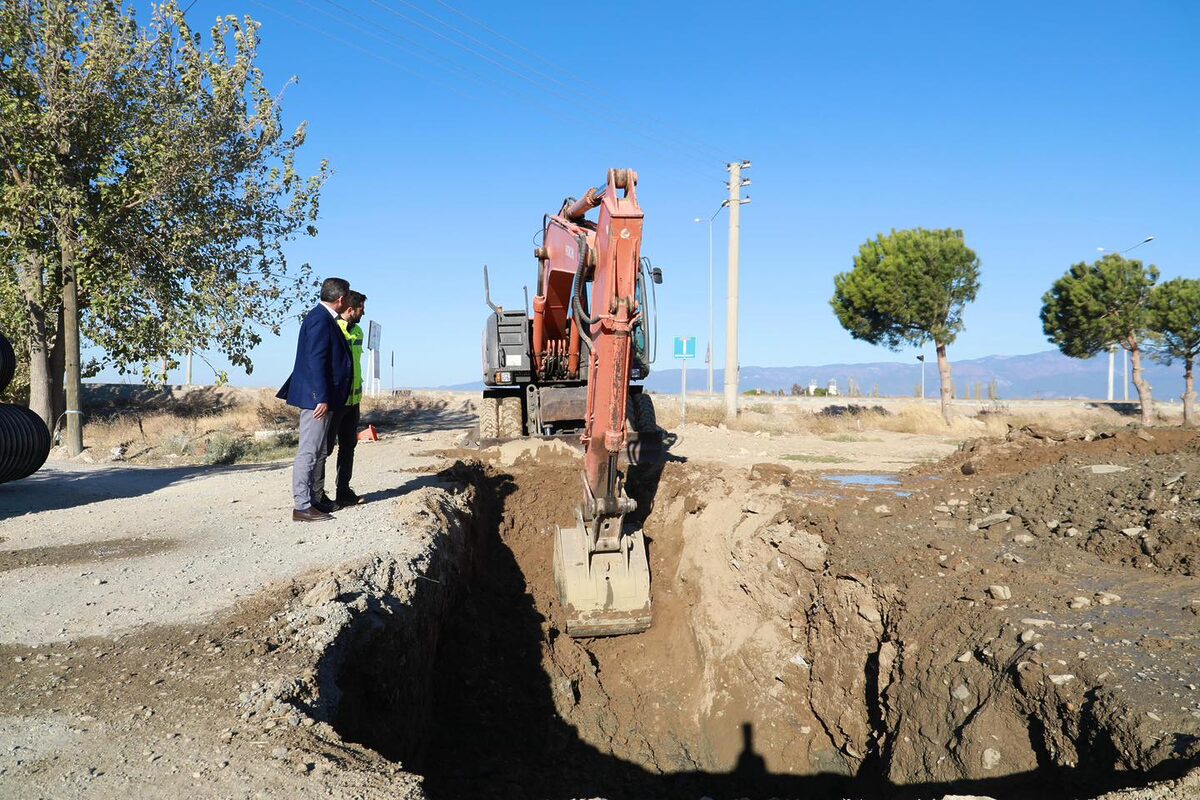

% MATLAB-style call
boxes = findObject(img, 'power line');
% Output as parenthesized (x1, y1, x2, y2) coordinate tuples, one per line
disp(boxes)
(353, 0, 721, 165)
(319, 0, 544, 96)
(423, 0, 729, 162)
(268, 0, 721, 170)
(247, 0, 487, 103)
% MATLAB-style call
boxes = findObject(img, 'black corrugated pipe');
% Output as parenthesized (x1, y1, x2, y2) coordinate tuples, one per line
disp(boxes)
(0, 330, 14, 394)
(0, 330, 52, 484)
(0, 404, 51, 485)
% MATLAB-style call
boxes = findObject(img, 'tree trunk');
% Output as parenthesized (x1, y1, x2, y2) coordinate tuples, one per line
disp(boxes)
(22, 251, 54, 424)
(61, 238, 84, 456)
(49, 306, 66, 427)
(936, 341, 953, 425)
(1128, 341, 1154, 427)
(27, 308, 52, 424)
(1184, 357, 1195, 428)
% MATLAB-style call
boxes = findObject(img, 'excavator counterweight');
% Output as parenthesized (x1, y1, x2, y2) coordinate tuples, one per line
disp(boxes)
(478, 168, 661, 637)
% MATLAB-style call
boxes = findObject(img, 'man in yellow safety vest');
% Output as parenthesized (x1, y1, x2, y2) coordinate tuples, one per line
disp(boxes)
(317, 290, 367, 507)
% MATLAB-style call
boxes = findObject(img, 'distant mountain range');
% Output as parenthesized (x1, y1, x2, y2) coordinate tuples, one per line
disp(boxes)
(443, 349, 1191, 401)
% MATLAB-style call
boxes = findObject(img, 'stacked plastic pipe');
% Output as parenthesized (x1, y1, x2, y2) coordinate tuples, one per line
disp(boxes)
(0, 331, 51, 484)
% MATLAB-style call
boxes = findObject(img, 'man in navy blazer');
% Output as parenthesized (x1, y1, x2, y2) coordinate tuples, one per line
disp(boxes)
(278, 277, 354, 521)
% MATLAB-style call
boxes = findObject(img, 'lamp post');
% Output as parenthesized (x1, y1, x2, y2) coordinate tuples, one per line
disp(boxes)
(694, 200, 729, 396)
(917, 353, 926, 400)
(1096, 236, 1154, 403)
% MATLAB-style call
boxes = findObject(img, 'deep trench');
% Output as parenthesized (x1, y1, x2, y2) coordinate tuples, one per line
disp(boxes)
(323, 461, 1194, 800)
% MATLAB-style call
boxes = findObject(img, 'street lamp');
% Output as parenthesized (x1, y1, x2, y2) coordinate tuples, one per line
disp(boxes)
(694, 199, 730, 396)
(1096, 236, 1155, 402)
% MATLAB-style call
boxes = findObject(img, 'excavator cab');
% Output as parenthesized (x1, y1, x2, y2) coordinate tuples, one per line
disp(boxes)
(630, 257, 661, 381)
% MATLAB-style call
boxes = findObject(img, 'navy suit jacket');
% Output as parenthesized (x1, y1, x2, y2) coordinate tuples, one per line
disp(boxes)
(277, 304, 353, 409)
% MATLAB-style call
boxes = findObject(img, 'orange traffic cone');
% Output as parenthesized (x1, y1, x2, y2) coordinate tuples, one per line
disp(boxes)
(357, 424, 379, 442)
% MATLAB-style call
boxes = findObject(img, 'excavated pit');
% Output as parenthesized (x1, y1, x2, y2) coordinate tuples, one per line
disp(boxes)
(316, 445, 1199, 800)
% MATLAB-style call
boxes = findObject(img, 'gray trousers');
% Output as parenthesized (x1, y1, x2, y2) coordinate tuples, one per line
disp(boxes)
(292, 408, 333, 510)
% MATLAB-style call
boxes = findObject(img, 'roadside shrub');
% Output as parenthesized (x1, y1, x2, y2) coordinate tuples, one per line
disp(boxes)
(204, 432, 247, 465)
(161, 432, 193, 456)
(257, 396, 299, 427)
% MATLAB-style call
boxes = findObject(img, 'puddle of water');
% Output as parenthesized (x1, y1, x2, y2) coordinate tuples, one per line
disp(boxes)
(821, 473, 900, 487)
(819, 473, 909, 497)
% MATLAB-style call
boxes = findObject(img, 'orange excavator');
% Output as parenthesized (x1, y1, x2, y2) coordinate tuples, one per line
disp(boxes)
(479, 168, 662, 636)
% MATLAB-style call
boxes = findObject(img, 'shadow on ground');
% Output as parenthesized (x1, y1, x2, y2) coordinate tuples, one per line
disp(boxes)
(0, 461, 288, 516)
(359, 475, 450, 504)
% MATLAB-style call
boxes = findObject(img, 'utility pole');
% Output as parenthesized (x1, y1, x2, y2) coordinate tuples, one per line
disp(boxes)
(707, 214, 714, 396)
(1094, 237, 1152, 404)
(695, 201, 728, 396)
(1107, 344, 1116, 402)
(1123, 348, 1129, 402)
(63, 250, 83, 456)
(186, 351, 193, 386)
(680, 356, 688, 427)
(723, 160, 751, 418)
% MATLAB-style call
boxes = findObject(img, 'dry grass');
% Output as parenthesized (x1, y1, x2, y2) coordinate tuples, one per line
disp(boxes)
(77, 388, 461, 466)
(821, 433, 884, 443)
(649, 394, 1130, 441)
(82, 388, 294, 465)
(72, 384, 1142, 467)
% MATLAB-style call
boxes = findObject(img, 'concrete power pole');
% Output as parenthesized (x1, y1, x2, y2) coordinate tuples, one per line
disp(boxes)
(1107, 344, 1115, 402)
(723, 160, 751, 418)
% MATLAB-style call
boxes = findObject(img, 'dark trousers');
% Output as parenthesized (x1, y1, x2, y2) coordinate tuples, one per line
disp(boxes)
(316, 403, 360, 498)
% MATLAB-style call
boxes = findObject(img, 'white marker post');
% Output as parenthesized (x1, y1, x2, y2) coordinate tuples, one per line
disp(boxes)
(367, 321, 382, 397)
(675, 336, 696, 427)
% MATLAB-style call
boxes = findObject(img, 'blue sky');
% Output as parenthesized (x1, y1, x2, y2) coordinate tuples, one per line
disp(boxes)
(101, 0, 1199, 389)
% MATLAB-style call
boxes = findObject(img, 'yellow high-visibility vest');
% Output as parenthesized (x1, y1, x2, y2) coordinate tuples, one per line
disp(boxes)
(339, 319, 364, 406)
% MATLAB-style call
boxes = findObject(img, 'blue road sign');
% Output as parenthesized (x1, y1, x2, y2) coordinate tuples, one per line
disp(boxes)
(674, 336, 696, 359)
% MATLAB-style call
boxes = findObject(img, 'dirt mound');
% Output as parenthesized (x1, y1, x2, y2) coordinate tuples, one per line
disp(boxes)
(943, 430, 1200, 575)
(947, 428, 1199, 479)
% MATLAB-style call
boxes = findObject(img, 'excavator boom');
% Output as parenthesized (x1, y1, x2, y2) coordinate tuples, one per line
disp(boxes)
(478, 168, 657, 637)
(549, 169, 652, 637)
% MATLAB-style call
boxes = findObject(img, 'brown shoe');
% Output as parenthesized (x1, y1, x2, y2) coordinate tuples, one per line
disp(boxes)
(292, 507, 333, 522)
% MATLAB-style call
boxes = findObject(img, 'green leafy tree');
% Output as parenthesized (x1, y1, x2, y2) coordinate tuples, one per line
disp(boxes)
(1040, 254, 1159, 425)
(0, 0, 328, 452)
(1146, 278, 1200, 426)
(831, 228, 980, 423)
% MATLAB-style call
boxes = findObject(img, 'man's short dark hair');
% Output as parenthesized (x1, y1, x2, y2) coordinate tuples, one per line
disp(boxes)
(320, 277, 350, 303)
(348, 290, 367, 308)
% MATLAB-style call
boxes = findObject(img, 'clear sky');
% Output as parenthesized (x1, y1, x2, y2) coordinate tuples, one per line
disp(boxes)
(99, 0, 1199, 389)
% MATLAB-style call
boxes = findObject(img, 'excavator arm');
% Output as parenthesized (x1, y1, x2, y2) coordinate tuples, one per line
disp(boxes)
(550, 169, 653, 637)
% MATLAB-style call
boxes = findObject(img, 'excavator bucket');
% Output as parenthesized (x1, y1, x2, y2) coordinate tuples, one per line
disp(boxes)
(553, 511, 652, 637)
